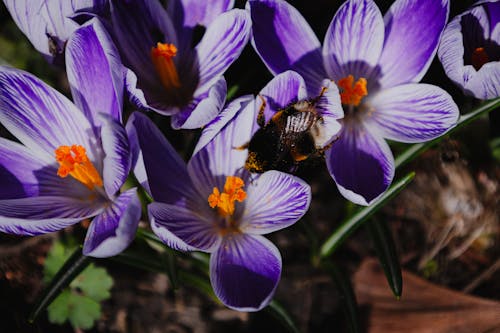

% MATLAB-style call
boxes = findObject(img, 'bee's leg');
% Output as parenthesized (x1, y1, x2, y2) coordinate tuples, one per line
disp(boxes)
(233, 142, 249, 150)
(257, 94, 267, 128)
(311, 83, 330, 105)
(290, 146, 309, 162)
(316, 135, 340, 157)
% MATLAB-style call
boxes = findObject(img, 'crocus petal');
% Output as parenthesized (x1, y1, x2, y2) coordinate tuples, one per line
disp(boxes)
(378, 0, 449, 88)
(100, 115, 131, 198)
(368, 83, 459, 143)
(210, 234, 281, 311)
(486, 1, 500, 41)
(326, 123, 394, 206)
(193, 95, 255, 156)
(0, 67, 98, 164)
(240, 171, 310, 234)
(258, 71, 308, 125)
(465, 61, 500, 99)
(248, 0, 327, 93)
(195, 9, 251, 92)
(129, 112, 195, 204)
(188, 97, 256, 197)
(0, 196, 103, 235)
(168, 0, 235, 28)
(171, 77, 227, 129)
(0, 138, 93, 200)
(313, 79, 344, 148)
(323, 0, 384, 80)
(66, 19, 125, 126)
(438, 6, 500, 99)
(3, 0, 100, 63)
(149, 202, 221, 252)
(83, 188, 141, 258)
(109, 0, 177, 86)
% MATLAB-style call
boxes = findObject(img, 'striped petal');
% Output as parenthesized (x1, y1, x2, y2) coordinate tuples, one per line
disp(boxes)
(367, 84, 459, 143)
(210, 234, 281, 311)
(83, 188, 141, 258)
(149, 202, 221, 252)
(240, 171, 310, 234)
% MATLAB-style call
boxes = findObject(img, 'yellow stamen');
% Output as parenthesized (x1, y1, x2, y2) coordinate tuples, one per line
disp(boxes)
(338, 75, 368, 106)
(208, 176, 247, 217)
(471, 47, 489, 71)
(55, 145, 103, 190)
(151, 42, 181, 90)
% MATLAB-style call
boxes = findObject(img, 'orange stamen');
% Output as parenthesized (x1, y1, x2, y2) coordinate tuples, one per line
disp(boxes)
(471, 47, 489, 71)
(55, 145, 103, 189)
(208, 176, 247, 217)
(151, 42, 181, 90)
(338, 75, 368, 106)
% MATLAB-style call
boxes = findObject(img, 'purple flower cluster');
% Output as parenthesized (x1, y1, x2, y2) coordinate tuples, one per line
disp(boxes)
(1, 0, 483, 311)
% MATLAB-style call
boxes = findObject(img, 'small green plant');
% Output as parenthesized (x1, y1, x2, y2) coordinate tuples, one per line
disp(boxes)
(44, 241, 113, 330)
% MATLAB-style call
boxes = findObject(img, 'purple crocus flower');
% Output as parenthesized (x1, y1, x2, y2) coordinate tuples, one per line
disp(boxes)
(438, 0, 500, 99)
(249, 0, 460, 205)
(0, 19, 140, 258)
(3, 0, 107, 64)
(130, 96, 311, 311)
(103, 0, 251, 129)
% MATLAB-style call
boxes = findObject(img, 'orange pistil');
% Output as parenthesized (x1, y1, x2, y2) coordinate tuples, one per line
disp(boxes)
(338, 75, 368, 106)
(151, 42, 181, 90)
(55, 145, 103, 190)
(471, 47, 489, 71)
(208, 176, 247, 217)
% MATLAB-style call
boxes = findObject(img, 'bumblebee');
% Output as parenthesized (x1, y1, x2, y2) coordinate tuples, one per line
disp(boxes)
(244, 88, 333, 173)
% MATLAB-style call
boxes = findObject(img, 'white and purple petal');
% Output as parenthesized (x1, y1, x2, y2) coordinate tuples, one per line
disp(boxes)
(323, 0, 384, 81)
(66, 18, 126, 126)
(248, 0, 327, 93)
(172, 77, 227, 129)
(210, 234, 281, 311)
(99, 114, 131, 198)
(326, 122, 394, 206)
(438, 4, 500, 99)
(195, 9, 251, 93)
(367, 83, 459, 143)
(0, 67, 98, 164)
(3, 0, 103, 63)
(258, 71, 308, 125)
(313, 79, 343, 148)
(168, 0, 234, 29)
(0, 138, 92, 200)
(129, 112, 194, 205)
(378, 0, 449, 88)
(0, 196, 103, 235)
(149, 202, 221, 252)
(83, 188, 141, 258)
(188, 97, 256, 197)
(240, 171, 310, 234)
(109, 0, 177, 86)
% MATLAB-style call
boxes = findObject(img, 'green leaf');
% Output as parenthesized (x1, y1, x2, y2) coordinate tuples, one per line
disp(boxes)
(395, 97, 500, 169)
(47, 291, 101, 330)
(67, 293, 101, 330)
(367, 218, 402, 298)
(319, 172, 415, 259)
(323, 263, 360, 333)
(30, 246, 91, 323)
(46, 290, 71, 325)
(71, 265, 113, 302)
(264, 300, 301, 333)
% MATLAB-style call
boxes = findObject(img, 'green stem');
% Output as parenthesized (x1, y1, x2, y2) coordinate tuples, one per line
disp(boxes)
(319, 172, 415, 259)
